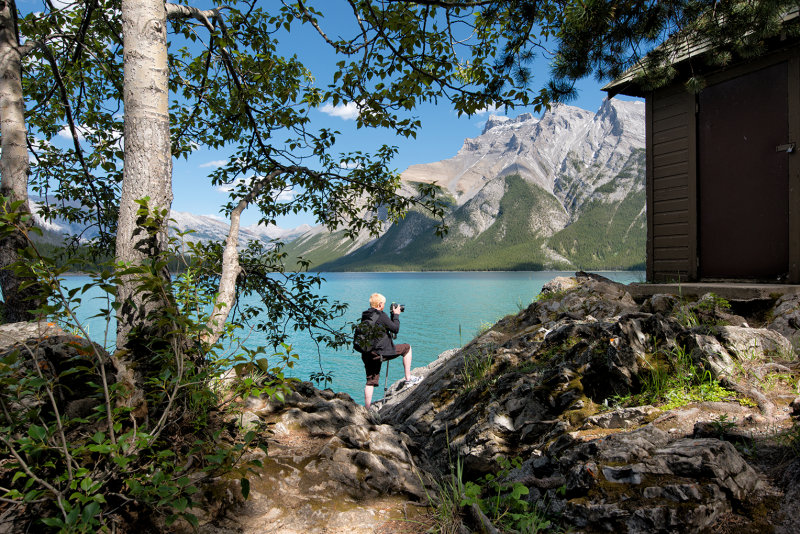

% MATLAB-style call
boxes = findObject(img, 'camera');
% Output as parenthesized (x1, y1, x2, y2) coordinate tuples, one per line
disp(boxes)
(391, 303, 405, 312)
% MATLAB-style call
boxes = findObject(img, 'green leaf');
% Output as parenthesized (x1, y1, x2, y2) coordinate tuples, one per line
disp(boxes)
(40, 517, 65, 528)
(80, 477, 94, 492)
(184, 513, 199, 528)
(240, 477, 250, 499)
(173, 497, 188, 512)
(28, 425, 47, 441)
(66, 505, 79, 525)
(81, 501, 100, 525)
(510, 483, 529, 500)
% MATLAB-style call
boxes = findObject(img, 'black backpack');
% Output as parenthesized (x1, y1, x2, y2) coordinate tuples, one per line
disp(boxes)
(353, 313, 384, 354)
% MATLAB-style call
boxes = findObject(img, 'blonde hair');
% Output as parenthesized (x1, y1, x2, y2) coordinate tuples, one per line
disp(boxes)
(369, 293, 386, 308)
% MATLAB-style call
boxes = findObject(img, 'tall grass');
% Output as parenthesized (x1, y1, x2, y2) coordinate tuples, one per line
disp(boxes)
(635, 345, 735, 409)
(461, 350, 494, 390)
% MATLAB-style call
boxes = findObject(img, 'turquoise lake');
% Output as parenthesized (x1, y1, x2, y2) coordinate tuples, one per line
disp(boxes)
(61, 271, 643, 404)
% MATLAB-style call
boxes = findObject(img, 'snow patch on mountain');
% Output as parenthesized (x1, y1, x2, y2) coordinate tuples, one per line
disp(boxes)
(30, 198, 308, 248)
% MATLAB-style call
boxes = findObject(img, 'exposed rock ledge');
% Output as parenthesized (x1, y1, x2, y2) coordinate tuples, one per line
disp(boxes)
(209, 272, 800, 533)
(4, 273, 800, 533)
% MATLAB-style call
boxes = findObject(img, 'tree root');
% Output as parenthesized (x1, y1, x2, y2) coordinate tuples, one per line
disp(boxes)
(720, 376, 775, 418)
(468, 502, 500, 534)
(752, 363, 792, 380)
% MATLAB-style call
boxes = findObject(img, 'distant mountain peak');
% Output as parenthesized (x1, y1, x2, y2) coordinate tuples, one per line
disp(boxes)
(30, 199, 308, 249)
(481, 112, 539, 135)
(285, 98, 648, 272)
(402, 99, 644, 207)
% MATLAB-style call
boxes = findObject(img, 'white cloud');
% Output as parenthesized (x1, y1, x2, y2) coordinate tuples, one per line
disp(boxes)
(216, 177, 295, 203)
(339, 160, 362, 170)
(58, 124, 95, 141)
(274, 188, 295, 202)
(320, 101, 360, 120)
(216, 177, 248, 193)
(473, 104, 499, 115)
(200, 159, 227, 169)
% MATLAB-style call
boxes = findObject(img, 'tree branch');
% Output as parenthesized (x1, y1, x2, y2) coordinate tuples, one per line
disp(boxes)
(0, 434, 68, 521)
(165, 3, 226, 22)
(202, 168, 284, 345)
(293, 0, 366, 55)
(34, 41, 112, 242)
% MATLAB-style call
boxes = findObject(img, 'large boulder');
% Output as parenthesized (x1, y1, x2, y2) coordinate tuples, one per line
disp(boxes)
(0, 321, 115, 423)
(518, 272, 640, 329)
(767, 293, 800, 351)
(558, 426, 763, 533)
(243, 380, 430, 503)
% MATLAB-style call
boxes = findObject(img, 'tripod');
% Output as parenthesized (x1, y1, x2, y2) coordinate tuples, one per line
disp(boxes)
(383, 358, 390, 398)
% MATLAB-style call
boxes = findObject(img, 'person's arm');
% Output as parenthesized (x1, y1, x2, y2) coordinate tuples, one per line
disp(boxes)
(377, 310, 400, 334)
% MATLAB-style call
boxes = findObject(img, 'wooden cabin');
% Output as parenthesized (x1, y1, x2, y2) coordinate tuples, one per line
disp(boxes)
(604, 24, 800, 284)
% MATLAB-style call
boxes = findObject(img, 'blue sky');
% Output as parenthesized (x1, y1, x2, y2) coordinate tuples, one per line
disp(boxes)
(167, 2, 632, 230)
(33, 0, 625, 231)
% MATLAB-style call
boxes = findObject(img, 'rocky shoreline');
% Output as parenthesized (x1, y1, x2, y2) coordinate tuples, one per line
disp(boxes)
(220, 272, 800, 533)
(3, 272, 800, 533)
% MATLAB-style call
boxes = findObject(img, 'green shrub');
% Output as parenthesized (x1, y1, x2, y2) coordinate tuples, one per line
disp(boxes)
(0, 204, 300, 532)
(461, 350, 494, 390)
(461, 456, 563, 534)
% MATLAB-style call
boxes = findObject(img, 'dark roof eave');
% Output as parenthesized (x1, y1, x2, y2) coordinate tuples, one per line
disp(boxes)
(602, 79, 648, 98)
(602, 8, 800, 99)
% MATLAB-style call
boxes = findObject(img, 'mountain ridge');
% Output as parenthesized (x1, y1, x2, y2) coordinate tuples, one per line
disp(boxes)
(30, 98, 647, 272)
(290, 98, 646, 271)
(30, 198, 311, 249)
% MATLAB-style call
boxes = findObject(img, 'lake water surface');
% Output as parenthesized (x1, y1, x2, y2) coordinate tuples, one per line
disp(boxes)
(62, 271, 643, 403)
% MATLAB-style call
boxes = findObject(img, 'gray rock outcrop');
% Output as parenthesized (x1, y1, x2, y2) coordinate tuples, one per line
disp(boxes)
(768, 293, 800, 350)
(374, 273, 798, 533)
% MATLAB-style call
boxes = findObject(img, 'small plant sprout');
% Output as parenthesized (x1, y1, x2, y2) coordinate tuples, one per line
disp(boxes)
(710, 414, 737, 437)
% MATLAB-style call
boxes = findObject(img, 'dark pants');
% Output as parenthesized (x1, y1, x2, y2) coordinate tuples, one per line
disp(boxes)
(362, 343, 410, 386)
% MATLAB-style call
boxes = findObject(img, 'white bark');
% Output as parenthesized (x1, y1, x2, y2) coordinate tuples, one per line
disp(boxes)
(201, 173, 276, 346)
(201, 200, 243, 346)
(114, 1, 265, 350)
(0, 0, 38, 322)
(116, 0, 173, 348)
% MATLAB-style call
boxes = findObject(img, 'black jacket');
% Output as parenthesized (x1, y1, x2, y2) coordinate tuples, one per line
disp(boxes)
(361, 307, 400, 356)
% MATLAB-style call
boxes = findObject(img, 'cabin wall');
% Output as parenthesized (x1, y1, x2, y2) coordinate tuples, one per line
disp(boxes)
(646, 44, 800, 284)
(647, 87, 696, 283)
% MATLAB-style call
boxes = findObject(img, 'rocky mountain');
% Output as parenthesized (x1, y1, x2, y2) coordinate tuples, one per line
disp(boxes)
(165, 211, 311, 248)
(30, 198, 310, 249)
(287, 98, 647, 271)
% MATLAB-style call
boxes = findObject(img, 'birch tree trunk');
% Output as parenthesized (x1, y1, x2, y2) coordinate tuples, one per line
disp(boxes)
(116, 0, 173, 349)
(200, 174, 278, 346)
(0, 0, 39, 323)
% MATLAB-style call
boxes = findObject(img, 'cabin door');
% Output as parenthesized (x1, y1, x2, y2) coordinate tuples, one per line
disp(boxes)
(698, 61, 790, 280)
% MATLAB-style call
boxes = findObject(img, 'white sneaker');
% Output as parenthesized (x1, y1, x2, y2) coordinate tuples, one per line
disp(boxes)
(405, 376, 422, 386)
